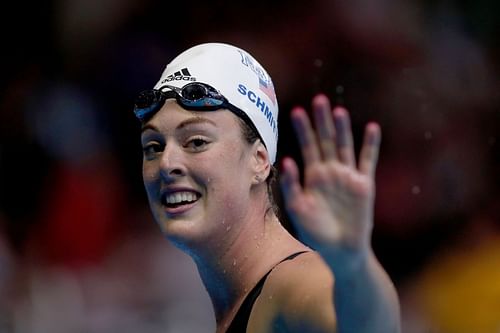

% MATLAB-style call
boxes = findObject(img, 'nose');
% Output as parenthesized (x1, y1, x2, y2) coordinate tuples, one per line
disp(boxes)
(159, 144, 186, 182)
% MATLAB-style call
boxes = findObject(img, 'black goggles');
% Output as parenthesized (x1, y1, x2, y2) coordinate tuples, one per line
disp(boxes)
(134, 82, 262, 142)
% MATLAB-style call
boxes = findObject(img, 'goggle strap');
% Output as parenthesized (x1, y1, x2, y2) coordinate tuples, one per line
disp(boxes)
(134, 103, 161, 121)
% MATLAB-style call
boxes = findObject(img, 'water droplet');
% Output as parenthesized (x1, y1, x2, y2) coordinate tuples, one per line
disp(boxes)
(411, 185, 421, 195)
(233, 259, 237, 266)
(223, 269, 226, 274)
(226, 225, 232, 231)
(313, 59, 323, 67)
(269, 295, 273, 300)
(221, 218, 225, 225)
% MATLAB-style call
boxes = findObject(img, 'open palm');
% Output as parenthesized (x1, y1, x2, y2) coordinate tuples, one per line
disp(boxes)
(280, 94, 381, 259)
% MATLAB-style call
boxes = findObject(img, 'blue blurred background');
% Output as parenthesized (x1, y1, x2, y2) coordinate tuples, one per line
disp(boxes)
(0, 0, 499, 332)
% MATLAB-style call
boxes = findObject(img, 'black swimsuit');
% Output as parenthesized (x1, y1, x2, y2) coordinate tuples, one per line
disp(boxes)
(226, 251, 310, 333)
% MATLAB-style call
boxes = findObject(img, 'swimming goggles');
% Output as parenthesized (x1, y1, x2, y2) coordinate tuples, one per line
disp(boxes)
(134, 82, 263, 144)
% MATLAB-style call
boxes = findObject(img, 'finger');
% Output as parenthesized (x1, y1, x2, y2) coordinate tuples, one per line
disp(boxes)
(359, 122, 381, 178)
(312, 94, 337, 161)
(333, 107, 356, 167)
(279, 157, 303, 209)
(291, 106, 321, 165)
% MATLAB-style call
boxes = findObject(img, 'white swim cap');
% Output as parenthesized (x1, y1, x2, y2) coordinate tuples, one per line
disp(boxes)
(153, 43, 279, 164)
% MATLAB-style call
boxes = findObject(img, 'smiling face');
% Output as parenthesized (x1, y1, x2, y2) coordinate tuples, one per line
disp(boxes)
(141, 100, 262, 252)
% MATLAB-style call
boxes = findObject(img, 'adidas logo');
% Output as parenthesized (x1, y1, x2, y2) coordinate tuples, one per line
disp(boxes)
(162, 68, 196, 83)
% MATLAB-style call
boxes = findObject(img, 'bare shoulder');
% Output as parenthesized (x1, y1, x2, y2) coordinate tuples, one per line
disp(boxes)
(247, 251, 336, 333)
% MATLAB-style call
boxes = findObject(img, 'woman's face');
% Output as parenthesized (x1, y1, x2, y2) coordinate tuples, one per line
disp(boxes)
(141, 100, 256, 250)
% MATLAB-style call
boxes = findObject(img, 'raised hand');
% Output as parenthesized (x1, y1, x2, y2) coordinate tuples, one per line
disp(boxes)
(280, 94, 381, 262)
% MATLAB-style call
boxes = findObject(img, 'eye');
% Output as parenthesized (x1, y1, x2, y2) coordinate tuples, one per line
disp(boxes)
(185, 136, 210, 151)
(142, 142, 164, 159)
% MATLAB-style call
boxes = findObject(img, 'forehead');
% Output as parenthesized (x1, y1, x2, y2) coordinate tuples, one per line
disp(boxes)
(141, 100, 241, 133)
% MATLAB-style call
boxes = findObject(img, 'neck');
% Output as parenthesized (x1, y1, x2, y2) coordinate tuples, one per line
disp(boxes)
(193, 211, 307, 329)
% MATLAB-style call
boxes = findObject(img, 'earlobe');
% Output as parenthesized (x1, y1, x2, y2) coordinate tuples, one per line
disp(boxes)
(253, 174, 262, 184)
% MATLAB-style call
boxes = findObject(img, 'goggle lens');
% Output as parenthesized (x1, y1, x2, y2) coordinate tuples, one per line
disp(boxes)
(180, 84, 224, 109)
(181, 83, 207, 101)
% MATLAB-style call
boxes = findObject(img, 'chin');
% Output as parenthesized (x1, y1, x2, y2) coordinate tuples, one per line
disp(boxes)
(157, 216, 212, 255)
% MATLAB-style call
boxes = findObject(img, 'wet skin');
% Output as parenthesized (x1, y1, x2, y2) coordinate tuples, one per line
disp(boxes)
(141, 100, 261, 253)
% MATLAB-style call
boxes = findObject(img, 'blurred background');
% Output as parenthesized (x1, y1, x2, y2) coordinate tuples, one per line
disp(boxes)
(0, 0, 499, 332)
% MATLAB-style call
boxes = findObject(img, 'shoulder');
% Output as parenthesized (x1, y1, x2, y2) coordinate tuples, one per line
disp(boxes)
(248, 251, 337, 333)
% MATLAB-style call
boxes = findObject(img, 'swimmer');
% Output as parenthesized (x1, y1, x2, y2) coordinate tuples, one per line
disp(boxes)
(135, 43, 400, 333)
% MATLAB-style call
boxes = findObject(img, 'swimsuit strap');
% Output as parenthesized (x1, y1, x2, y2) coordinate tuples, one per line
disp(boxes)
(226, 250, 310, 333)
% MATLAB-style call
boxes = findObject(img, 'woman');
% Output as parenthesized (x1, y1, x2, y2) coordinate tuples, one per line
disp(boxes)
(134, 43, 400, 333)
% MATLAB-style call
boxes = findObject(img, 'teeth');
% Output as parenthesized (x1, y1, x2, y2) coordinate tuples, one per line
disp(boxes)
(165, 191, 198, 204)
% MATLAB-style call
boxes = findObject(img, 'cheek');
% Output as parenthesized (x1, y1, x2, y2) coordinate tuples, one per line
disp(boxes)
(190, 154, 242, 202)
(204, 152, 248, 186)
(142, 163, 160, 196)
(207, 157, 251, 200)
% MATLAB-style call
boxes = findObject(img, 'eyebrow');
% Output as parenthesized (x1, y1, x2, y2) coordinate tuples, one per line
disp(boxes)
(177, 116, 217, 129)
(141, 123, 158, 133)
(140, 116, 217, 134)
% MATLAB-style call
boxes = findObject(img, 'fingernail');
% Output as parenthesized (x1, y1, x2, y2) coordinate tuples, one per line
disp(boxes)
(313, 94, 329, 106)
(366, 123, 380, 145)
(367, 132, 377, 145)
(334, 113, 347, 146)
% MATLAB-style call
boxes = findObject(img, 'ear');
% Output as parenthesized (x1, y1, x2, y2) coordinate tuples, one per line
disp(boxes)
(250, 140, 271, 185)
